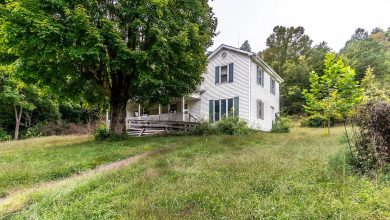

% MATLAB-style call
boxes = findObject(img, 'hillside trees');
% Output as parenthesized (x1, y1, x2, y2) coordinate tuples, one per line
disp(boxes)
(261, 26, 331, 114)
(0, 0, 217, 135)
(341, 28, 390, 84)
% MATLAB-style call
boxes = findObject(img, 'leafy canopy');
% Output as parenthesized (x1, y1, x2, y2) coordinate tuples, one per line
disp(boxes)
(303, 53, 363, 126)
(0, 0, 218, 134)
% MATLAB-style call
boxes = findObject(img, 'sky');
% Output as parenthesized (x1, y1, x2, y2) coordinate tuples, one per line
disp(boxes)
(208, 0, 390, 52)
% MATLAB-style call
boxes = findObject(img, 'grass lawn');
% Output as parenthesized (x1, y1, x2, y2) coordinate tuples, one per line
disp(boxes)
(2, 127, 390, 219)
(0, 135, 186, 198)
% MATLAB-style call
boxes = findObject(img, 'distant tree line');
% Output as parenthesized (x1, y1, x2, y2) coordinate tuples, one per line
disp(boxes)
(254, 26, 390, 115)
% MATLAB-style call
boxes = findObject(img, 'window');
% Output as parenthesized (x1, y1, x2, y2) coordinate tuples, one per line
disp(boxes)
(257, 100, 264, 120)
(257, 66, 264, 86)
(228, 98, 234, 117)
(215, 63, 234, 84)
(270, 78, 276, 94)
(169, 104, 177, 113)
(221, 99, 227, 117)
(221, 65, 228, 83)
(214, 100, 220, 121)
(209, 97, 239, 122)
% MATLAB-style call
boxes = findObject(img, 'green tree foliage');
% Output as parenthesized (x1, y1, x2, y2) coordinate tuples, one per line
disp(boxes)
(240, 40, 252, 52)
(261, 26, 313, 77)
(341, 28, 390, 83)
(303, 53, 363, 135)
(0, 71, 36, 140)
(361, 67, 390, 103)
(261, 26, 331, 114)
(0, 0, 217, 135)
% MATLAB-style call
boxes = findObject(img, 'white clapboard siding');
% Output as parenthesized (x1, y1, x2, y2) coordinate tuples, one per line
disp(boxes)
(199, 47, 251, 123)
(249, 58, 280, 131)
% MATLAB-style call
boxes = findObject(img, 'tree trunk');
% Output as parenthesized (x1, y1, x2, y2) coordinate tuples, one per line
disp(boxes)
(327, 118, 331, 136)
(14, 106, 23, 140)
(109, 72, 129, 136)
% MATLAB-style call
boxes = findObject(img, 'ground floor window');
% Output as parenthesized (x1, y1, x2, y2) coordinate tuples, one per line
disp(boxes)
(209, 97, 239, 122)
(257, 100, 264, 120)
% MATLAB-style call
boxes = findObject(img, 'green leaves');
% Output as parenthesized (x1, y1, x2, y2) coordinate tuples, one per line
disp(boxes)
(303, 53, 363, 126)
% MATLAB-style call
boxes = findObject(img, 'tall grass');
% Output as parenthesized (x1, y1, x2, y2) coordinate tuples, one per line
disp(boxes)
(3, 127, 390, 219)
(0, 135, 187, 198)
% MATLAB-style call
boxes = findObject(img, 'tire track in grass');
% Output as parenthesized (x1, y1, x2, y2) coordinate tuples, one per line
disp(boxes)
(0, 147, 176, 215)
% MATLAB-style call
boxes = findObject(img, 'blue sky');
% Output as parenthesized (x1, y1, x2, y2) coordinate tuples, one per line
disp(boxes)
(208, 0, 390, 52)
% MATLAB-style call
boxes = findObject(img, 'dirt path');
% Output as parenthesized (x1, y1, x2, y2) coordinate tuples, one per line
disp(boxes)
(0, 148, 167, 210)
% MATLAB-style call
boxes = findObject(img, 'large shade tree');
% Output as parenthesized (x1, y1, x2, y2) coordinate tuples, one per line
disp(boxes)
(0, 0, 217, 135)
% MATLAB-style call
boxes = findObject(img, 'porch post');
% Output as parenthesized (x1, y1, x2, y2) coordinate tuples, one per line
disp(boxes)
(182, 96, 185, 121)
(158, 104, 162, 120)
(138, 104, 141, 119)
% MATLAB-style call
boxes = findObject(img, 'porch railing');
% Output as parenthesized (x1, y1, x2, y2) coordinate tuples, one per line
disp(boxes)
(125, 113, 199, 136)
(126, 113, 198, 123)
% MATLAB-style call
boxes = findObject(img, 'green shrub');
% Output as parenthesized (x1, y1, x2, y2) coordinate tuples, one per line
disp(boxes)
(94, 124, 110, 140)
(271, 116, 291, 133)
(347, 101, 390, 173)
(300, 115, 325, 128)
(0, 127, 11, 141)
(191, 122, 217, 136)
(216, 117, 250, 135)
(26, 122, 45, 138)
(191, 117, 250, 136)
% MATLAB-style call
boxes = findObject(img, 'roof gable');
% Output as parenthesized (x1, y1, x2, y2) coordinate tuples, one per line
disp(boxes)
(208, 44, 283, 83)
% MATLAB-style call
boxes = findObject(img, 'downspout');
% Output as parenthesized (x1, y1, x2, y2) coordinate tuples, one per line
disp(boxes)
(248, 56, 252, 124)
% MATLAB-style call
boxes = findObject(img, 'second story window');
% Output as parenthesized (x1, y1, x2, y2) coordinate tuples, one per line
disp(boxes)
(257, 65, 264, 86)
(221, 65, 228, 83)
(215, 63, 234, 84)
(270, 78, 276, 95)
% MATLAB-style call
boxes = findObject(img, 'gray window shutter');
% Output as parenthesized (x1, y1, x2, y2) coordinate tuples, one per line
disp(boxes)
(209, 100, 214, 122)
(234, 96, 239, 117)
(228, 63, 234, 83)
(215, 66, 220, 84)
(256, 66, 260, 84)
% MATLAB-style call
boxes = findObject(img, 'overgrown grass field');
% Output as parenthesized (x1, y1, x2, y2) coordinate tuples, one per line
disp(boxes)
(0, 135, 183, 198)
(2, 128, 390, 219)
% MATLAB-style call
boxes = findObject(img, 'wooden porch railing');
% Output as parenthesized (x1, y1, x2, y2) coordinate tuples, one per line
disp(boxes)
(126, 113, 199, 136)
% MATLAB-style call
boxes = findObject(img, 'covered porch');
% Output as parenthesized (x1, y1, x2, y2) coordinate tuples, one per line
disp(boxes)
(125, 96, 200, 122)
(106, 96, 200, 136)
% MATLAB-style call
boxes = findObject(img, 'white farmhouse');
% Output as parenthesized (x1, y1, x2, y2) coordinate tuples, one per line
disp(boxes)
(121, 44, 283, 132)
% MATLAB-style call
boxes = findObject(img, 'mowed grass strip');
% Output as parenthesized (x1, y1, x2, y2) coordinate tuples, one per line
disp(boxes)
(3, 127, 390, 219)
(0, 135, 188, 198)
